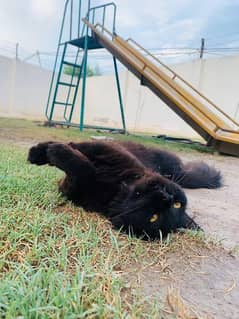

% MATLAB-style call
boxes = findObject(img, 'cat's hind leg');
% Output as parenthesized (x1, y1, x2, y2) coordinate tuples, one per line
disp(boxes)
(28, 142, 96, 180)
(46, 143, 96, 179)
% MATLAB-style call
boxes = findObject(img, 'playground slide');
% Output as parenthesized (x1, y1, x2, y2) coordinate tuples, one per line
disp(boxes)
(83, 19, 239, 156)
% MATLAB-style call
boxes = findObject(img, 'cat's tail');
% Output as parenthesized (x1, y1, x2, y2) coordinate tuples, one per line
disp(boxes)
(177, 161, 222, 189)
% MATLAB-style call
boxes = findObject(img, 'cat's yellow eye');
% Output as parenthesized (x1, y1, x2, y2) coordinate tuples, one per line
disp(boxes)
(150, 214, 159, 223)
(173, 202, 181, 209)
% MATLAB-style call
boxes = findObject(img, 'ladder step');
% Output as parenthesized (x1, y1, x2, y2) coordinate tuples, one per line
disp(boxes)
(54, 101, 73, 106)
(58, 82, 77, 87)
(63, 61, 81, 68)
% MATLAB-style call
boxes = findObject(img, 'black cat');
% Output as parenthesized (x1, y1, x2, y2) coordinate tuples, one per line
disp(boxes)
(28, 140, 221, 240)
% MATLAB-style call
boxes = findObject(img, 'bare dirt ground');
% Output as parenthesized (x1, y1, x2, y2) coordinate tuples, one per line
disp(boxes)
(0, 124, 239, 319)
(124, 246, 239, 318)
(182, 152, 239, 250)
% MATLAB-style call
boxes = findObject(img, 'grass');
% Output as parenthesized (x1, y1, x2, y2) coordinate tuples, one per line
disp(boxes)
(0, 118, 219, 318)
(0, 117, 215, 154)
(0, 144, 155, 318)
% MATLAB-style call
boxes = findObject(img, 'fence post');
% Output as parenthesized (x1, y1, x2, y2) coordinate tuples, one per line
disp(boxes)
(200, 38, 205, 59)
(16, 43, 19, 60)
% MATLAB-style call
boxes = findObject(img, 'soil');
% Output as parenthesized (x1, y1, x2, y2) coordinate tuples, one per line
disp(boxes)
(182, 152, 239, 250)
(124, 248, 239, 318)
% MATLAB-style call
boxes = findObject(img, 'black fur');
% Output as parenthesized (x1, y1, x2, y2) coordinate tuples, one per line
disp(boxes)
(28, 140, 220, 240)
(121, 141, 222, 189)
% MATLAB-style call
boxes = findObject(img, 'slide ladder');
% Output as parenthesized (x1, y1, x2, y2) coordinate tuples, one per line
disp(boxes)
(45, 1, 126, 133)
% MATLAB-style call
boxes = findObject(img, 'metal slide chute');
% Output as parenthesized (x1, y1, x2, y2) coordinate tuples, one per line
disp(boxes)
(83, 19, 239, 156)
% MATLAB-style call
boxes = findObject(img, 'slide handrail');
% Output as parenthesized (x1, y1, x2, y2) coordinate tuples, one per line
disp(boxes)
(86, 2, 117, 39)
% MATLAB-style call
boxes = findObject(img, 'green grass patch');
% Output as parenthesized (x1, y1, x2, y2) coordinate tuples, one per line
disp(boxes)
(0, 117, 214, 154)
(0, 144, 174, 318)
(0, 120, 219, 318)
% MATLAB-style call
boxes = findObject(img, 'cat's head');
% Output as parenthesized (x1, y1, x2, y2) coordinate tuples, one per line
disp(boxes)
(110, 173, 201, 240)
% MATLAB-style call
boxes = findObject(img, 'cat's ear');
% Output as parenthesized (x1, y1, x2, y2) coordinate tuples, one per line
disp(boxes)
(179, 212, 202, 231)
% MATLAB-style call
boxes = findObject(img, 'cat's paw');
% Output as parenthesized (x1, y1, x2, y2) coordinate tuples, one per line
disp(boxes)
(46, 143, 73, 165)
(28, 141, 55, 165)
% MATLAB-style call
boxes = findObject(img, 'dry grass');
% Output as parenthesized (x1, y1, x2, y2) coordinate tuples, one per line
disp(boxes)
(0, 117, 213, 153)
(165, 288, 212, 319)
(0, 117, 231, 318)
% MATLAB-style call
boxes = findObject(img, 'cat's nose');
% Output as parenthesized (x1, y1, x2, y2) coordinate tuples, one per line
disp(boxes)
(154, 190, 173, 203)
(162, 192, 174, 202)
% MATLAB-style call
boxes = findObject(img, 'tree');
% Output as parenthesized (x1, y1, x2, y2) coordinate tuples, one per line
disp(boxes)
(63, 64, 101, 77)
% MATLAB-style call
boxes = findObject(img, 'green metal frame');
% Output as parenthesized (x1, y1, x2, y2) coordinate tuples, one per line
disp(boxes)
(45, 0, 126, 133)
(45, 0, 77, 119)
(113, 56, 126, 132)
(79, 42, 88, 132)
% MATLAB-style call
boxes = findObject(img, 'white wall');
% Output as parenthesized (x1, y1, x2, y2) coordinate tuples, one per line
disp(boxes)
(1, 54, 239, 139)
(0, 55, 52, 119)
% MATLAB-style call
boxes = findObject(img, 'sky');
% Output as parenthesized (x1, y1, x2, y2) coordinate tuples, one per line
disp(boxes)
(0, 0, 239, 72)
